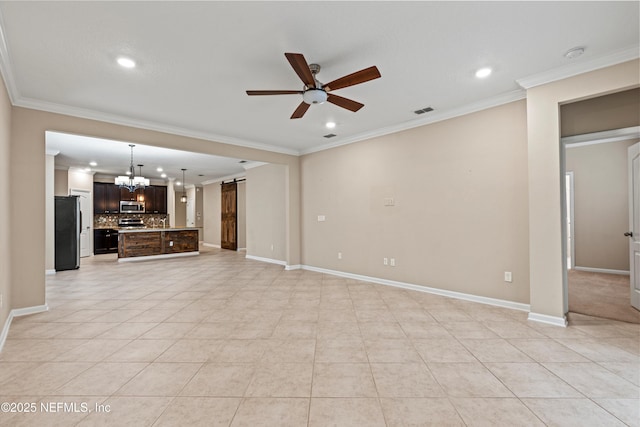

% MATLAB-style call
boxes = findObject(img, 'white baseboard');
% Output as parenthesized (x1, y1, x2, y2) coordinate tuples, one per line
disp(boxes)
(202, 243, 221, 248)
(0, 304, 49, 353)
(245, 254, 286, 266)
(0, 313, 12, 353)
(45, 269, 56, 275)
(285, 264, 302, 271)
(299, 264, 531, 313)
(528, 312, 568, 327)
(237, 248, 247, 252)
(573, 266, 630, 275)
(117, 252, 200, 263)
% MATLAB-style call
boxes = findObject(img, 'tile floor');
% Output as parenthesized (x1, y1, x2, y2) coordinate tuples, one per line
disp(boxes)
(0, 247, 638, 426)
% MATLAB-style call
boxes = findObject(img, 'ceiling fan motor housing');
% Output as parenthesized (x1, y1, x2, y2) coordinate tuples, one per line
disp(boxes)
(302, 88, 328, 104)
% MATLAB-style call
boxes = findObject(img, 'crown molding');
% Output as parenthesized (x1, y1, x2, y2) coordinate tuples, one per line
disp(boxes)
(242, 161, 268, 170)
(300, 88, 526, 156)
(201, 171, 246, 186)
(516, 45, 639, 90)
(12, 96, 301, 157)
(0, 9, 18, 104)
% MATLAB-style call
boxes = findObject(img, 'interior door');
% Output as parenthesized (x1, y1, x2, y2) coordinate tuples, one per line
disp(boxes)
(629, 142, 640, 311)
(221, 182, 237, 250)
(70, 189, 92, 258)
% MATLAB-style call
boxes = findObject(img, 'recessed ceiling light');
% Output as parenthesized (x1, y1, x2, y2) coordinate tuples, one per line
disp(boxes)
(160, 173, 167, 178)
(475, 67, 492, 78)
(125, 170, 131, 175)
(157, 167, 163, 172)
(89, 161, 97, 167)
(84, 167, 91, 172)
(564, 47, 585, 59)
(176, 181, 182, 186)
(117, 57, 136, 69)
(326, 121, 336, 129)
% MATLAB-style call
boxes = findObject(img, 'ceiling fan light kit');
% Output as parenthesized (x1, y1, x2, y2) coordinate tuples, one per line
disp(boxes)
(302, 88, 328, 105)
(246, 52, 381, 119)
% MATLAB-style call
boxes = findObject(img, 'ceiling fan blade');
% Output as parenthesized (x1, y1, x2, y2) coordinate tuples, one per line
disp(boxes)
(323, 66, 381, 91)
(246, 90, 302, 96)
(327, 93, 364, 112)
(290, 102, 310, 119)
(285, 53, 316, 88)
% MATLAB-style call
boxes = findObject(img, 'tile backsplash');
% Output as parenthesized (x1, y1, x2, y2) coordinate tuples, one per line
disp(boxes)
(95, 213, 168, 228)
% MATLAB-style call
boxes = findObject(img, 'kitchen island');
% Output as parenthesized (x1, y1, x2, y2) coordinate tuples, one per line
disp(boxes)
(118, 227, 199, 261)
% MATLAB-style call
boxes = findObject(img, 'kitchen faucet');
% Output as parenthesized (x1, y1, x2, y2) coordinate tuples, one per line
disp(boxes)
(159, 218, 167, 228)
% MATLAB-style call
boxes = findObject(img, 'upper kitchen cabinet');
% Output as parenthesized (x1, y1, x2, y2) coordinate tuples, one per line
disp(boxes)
(145, 185, 167, 214)
(94, 183, 167, 214)
(94, 182, 121, 214)
(120, 187, 144, 202)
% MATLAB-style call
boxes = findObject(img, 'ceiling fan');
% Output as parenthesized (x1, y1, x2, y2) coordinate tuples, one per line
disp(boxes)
(246, 52, 381, 119)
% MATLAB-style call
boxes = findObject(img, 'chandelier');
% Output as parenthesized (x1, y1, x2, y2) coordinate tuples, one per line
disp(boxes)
(115, 144, 149, 192)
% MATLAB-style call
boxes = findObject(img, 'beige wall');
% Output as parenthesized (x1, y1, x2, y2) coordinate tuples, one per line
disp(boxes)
(0, 73, 11, 338)
(174, 192, 187, 227)
(302, 100, 530, 303)
(67, 168, 93, 192)
(526, 59, 639, 320)
(202, 180, 246, 250)
(561, 88, 640, 137)
(9, 107, 301, 311)
(45, 155, 56, 272)
(566, 139, 636, 271)
(203, 182, 221, 246)
(246, 164, 287, 262)
(54, 169, 68, 196)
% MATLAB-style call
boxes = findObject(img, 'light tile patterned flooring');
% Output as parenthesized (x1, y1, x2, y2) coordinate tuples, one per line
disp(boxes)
(0, 247, 638, 426)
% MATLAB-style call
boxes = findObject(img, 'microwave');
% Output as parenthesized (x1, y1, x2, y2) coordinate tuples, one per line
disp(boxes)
(120, 201, 145, 213)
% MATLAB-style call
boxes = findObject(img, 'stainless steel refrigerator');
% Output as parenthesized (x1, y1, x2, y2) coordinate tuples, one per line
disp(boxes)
(55, 195, 80, 271)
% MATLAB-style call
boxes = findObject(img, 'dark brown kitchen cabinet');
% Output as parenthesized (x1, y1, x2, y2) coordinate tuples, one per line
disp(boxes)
(152, 186, 167, 214)
(120, 187, 144, 202)
(94, 182, 166, 214)
(141, 185, 167, 214)
(142, 186, 155, 211)
(94, 182, 121, 214)
(94, 229, 119, 254)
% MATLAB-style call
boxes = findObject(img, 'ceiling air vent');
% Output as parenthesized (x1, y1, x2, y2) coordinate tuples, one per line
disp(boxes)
(324, 133, 337, 138)
(414, 107, 434, 115)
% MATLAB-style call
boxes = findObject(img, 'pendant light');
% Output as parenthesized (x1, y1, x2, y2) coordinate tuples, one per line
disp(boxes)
(115, 144, 149, 192)
(180, 169, 187, 203)
(136, 165, 145, 202)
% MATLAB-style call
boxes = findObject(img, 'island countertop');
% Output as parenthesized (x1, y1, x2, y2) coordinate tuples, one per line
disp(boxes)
(117, 226, 199, 233)
(118, 228, 199, 260)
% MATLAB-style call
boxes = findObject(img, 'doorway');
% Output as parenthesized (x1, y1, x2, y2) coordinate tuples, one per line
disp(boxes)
(70, 188, 92, 258)
(565, 171, 574, 270)
(221, 181, 237, 250)
(563, 135, 639, 323)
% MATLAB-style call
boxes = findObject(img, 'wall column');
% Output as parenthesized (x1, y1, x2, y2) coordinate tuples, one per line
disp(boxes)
(523, 59, 639, 326)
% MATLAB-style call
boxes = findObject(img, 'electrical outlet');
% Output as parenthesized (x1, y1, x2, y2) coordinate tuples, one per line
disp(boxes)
(0, 292, 3, 309)
(504, 271, 512, 283)
(270, 244, 274, 251)
(338, 252, 342, 260)
(383, 258, 388, 266)
(169, 241, 174, 247)
(390, 258, 396, 267)
(317, 215, 326, 222)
